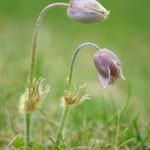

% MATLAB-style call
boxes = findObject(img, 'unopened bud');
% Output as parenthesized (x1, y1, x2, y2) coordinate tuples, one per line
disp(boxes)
(67, 0, 110, 24)
(94, 49, 125, 88)
(64, 84, 90, 107)
(19, 78, 50, 113)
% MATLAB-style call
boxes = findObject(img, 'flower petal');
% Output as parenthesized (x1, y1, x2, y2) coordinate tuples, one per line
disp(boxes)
(120, 72, 126, 80)
(98, 67, 110, 88)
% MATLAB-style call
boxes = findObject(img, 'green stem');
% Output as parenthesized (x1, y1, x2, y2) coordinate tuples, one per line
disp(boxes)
(24, 113, 31, 149)
(55, 106, 69, 149)
(67, 42, 101, 92)
(24, 3, 69, 148)
(29, 2, 70, 88)
(55, 43, 100, 148)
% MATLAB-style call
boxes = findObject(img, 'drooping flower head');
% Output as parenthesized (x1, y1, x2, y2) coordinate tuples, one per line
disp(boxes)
(67, 0, 110, 24)
(94, 49, 125, 88)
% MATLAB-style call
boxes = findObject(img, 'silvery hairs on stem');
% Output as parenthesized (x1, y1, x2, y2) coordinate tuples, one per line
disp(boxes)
(64, 42, 125, 107)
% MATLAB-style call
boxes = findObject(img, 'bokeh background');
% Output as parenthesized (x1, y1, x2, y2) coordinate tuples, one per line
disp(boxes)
(0, 0, 150, 149)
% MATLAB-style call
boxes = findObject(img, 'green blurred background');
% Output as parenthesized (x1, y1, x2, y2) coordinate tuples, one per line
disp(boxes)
(0, 0, 150, 149)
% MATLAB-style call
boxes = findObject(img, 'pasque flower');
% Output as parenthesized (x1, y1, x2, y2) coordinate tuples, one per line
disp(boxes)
(20, 0, 109, 147)
(55, 43, 125, 148)
(94, 49, 125, 88)
(67, 0, 110, 23)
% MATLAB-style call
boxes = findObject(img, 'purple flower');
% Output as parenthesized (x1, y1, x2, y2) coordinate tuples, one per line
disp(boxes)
(67, 0, 110, 24)
(94, 49, 125, 88)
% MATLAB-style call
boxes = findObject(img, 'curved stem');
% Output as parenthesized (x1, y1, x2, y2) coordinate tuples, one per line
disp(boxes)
(67, 42, 101, 93)
(24, 3, 69, 149)
(55, 43, 101, 148)
(29, 2, 70, 88)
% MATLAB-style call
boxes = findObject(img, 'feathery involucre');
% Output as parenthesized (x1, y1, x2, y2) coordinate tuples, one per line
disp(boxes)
(64, 84, 89, 107)
(20, 78, 50, 113)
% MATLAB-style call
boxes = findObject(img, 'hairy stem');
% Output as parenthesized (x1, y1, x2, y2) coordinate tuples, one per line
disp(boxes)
(55, 43, 100, 148)
(67, 42, 101, 92)
(24, 3, 69, 149)
(55, 106, 69, 149)
(24, 113, 31, 149)
(29, 3, 70, 88)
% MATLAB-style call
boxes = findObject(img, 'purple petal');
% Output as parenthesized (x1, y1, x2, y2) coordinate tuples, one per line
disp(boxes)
(94, 52, 110, 77)
(98, 67, 110, 88)
(120, 72, 126, 80)
(98, 74, 109, 88)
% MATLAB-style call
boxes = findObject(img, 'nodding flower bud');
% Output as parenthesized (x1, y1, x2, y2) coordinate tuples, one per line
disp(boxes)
(63, 84, 90, 107)
(67, 0, 110, 24)
(19, 78, 50, 113)
(94, 49, 125, 88)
